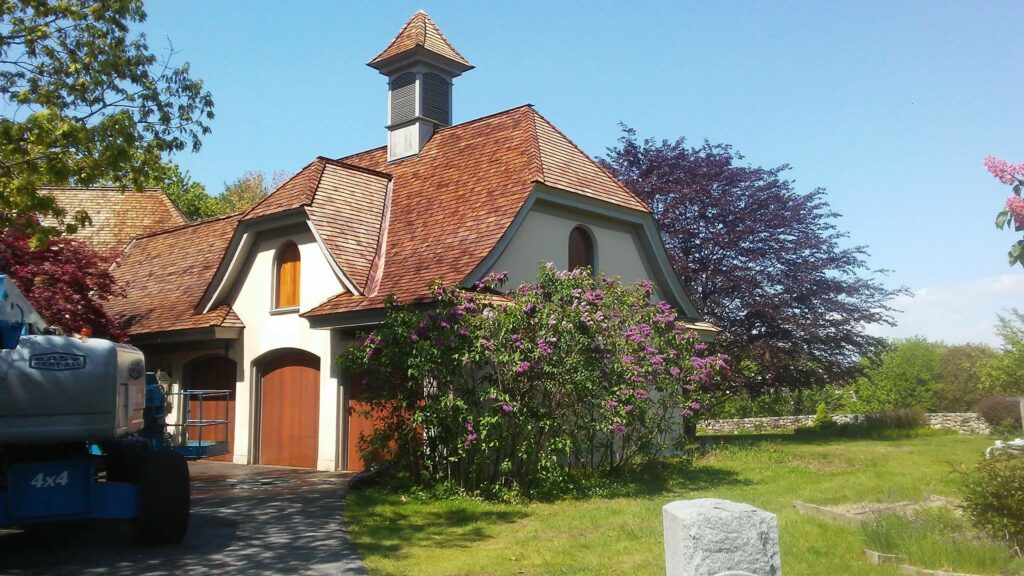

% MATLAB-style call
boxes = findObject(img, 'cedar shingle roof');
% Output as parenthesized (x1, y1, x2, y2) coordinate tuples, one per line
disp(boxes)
(305, 105, 648, 317)
(107, 106, 651, 333)
(368, 11, 472, 71)
(40, 187, 187, 256)
(106, 213, 243, 335)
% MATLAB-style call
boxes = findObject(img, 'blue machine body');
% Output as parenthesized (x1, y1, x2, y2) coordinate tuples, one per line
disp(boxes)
(0, 275, 219, 531)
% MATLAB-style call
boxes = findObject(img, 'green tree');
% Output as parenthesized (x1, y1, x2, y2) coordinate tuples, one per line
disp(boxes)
(216, 170, 289, 214)
(146, 162, 221, 221)
(0, 0, 214, 240)
(984, 309, 1024, 394)
(850, 337, 946, 413)
(933, 344, 1000, 412)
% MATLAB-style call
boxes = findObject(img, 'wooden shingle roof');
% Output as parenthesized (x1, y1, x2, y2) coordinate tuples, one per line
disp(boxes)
(106, 213, 243, 335)
(368, 11, 472, 71)
(40, 187, 187, 256)
(108, 106, 651, 333)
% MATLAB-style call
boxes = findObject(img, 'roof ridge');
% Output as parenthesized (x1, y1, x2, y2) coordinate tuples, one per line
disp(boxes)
(132, 211, 242, 242)
(317, 156, 393, 180)
(39, 186, 165, 193)
(531, 108, 652, 213)
(305, 159, 328, 208)
(335, 104, 535, 164)
(528, 109, 545, 183)
(241, 158, 323, 218)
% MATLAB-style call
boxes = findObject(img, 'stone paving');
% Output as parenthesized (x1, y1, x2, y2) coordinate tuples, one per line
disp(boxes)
(0, 460, 366, 575)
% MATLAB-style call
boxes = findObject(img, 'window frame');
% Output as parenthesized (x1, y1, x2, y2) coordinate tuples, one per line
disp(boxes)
(272, 241, 301, 313)
(567, 225, 596, 273)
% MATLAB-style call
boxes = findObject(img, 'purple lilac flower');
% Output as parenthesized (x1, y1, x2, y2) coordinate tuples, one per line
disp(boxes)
(500, 402, 514, 413)
(464, 433, 477, 447)
(669, 366, 681, 377)
(624, 404, 635, 414)
(634, 389, 648, 399)
(611, 423, 626, 435)
(524, 302, 536, 314)
(410, 333, 420, 342)
(515, 361, 531, 373)
(690, 401, 701, 410)
(538, 339, 553, 356)
(681, 409, 693, 417)
(511, 334, 522, 348)
(606, 400, 619, 409)
(482, 308, 496, 320)
(481, 339, 494, 351)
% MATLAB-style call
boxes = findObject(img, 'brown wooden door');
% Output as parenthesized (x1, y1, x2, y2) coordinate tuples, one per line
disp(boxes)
(260, 351, 320, 468)
(187, 356, 236, 462)
(346, 376, 375, 472)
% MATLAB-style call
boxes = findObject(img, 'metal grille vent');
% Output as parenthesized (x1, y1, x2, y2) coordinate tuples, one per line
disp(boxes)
(389, 72, 416, 125)
(421, 73, 451, 125)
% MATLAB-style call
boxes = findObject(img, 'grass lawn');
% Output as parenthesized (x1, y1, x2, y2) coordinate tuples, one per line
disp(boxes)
(345, 432, 1021, 575)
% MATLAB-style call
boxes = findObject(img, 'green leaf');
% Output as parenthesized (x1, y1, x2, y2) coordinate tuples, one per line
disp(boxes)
(1010, 242, 1024, 266)
(997, 210, 1011, 230)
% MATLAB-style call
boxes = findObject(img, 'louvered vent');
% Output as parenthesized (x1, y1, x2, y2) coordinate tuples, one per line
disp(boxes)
(421, 72, 451, 125)
(389, 72, 416, 125)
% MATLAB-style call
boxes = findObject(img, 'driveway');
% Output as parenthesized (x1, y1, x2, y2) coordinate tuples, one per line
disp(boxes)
(0, 461, 367, 575)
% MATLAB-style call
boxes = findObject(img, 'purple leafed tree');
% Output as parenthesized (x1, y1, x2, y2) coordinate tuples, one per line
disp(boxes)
(602, 126, 906, 395)
(0, 223, 126, 341)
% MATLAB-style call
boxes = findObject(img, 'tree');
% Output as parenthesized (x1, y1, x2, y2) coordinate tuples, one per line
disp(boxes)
(934, 343, 1000, 411)
(216, 170, 289, 214)
(849, 337, 945, 413)
(0, 220, 125, 340)
(602, 127, 905, 395)
(984, 309, 1024, 394)
(0, 0, 214, 240)
(984, 156, 1024, 267)
(146, 162, 221, 221)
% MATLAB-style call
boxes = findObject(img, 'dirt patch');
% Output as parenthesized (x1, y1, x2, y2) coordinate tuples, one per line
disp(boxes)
(812, 494, 962, 521)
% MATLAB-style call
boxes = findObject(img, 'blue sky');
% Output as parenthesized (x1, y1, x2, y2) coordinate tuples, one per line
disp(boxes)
(139, 1, 1024, 345)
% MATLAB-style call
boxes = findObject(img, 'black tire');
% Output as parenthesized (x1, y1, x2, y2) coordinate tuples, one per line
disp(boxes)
(105, 440, 149, 484)
(134, 450, 190, 545)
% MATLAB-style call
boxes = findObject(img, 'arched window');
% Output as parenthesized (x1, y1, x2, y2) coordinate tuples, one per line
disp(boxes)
(568, 226, 594, 272)
(275, 242, 301, 309)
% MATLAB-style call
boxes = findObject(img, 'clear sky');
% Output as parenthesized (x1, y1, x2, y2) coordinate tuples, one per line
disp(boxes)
(139, 1, 1024, 345)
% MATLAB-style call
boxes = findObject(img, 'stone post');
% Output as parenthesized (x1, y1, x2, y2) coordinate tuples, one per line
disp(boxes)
(663, 498, 781, 576)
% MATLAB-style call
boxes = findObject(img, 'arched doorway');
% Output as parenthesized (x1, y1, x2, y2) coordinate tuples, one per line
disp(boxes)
(258, 350, 320, 468)
(186, 355, 237, 463)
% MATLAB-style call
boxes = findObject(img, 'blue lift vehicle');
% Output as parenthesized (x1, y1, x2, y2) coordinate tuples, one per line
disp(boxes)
(0, 275, 227, 544)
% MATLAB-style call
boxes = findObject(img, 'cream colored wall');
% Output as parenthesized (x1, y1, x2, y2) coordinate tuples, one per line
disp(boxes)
(490, 202, 663, 297)
(226, 224, 346, 471)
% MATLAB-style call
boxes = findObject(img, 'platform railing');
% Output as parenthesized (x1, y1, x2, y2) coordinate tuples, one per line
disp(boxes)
(165, 389, 231, 459)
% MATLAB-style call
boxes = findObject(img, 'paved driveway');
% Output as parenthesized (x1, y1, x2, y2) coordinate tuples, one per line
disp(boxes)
(0, 461, 367, 575)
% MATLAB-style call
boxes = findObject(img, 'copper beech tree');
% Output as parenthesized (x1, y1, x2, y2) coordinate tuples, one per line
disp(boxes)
(602, 127, 905, 398)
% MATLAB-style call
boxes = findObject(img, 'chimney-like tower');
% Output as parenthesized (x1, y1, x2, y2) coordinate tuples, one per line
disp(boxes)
(368, 11, 473, 161)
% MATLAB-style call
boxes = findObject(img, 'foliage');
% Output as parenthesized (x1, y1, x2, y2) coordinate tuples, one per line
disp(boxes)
(601, 127, 905, 397)
(795, 407, 927, 439)
(861, 508, 1020, 573)
(0, 0, 214, 241)
(706, 385, 849, 419)
(984, 156, 1024, 267)
(216, 170, 289, 214)
(0, 221, 124, 339)
(811, 402, 834, 430)
(985, 309, 1024, 395)
(341, 265, 728, 499)
(934, 343, 1001, 412)
(976, 396, 1023, 437)
(144, 162, 221, 221)
(848, 337, 945, 413)
(961, 454, 1024, 554)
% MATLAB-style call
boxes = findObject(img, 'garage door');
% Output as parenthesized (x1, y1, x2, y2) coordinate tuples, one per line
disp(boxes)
(259, 351, 320, 468)
(187, 355, 237, 462)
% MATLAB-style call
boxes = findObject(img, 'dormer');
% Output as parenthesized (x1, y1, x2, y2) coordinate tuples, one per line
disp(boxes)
(368, 11, 473, 161)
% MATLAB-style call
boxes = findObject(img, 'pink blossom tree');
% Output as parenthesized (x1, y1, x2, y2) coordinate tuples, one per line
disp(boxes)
(985, 155, 1024, 267)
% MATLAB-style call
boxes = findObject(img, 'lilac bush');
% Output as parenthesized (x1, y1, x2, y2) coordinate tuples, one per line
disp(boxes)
(342, 264, 728, 498)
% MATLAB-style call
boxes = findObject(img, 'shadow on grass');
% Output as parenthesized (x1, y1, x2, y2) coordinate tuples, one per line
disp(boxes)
(346, 491, 528, 558)
(697, 427, 949, 451)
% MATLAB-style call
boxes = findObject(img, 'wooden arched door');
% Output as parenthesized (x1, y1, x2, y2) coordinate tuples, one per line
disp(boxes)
(187, 355, 237, 462)
(259, 351, 320, 468)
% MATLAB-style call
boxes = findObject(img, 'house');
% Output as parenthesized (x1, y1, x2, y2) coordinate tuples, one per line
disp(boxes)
(39, 187, 187, 257)
(104, 11, 715, 471)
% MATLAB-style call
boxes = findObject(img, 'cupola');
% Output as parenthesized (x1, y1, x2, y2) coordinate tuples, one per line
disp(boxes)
(368, 11, 473, 161)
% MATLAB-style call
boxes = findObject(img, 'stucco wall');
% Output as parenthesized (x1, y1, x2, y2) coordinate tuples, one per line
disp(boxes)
(490, 201, 660, 293)
(227, 224, 346, 471)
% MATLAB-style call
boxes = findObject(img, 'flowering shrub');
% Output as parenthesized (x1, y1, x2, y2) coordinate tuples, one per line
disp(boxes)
(342, 265, 728, 498)
(984, 155, 1024, 267)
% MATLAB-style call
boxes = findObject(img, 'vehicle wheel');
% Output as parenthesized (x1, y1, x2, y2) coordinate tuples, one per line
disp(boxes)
(134, 450, 190, 545)
(105, 440, 149, 484)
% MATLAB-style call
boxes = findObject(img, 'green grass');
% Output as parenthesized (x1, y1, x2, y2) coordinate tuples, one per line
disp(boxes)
(862, 508, 1024, 574)
(346, 432, 1021, 575)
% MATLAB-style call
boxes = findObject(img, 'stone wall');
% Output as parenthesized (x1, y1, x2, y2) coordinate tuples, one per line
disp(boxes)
(699, 412, 990, 435)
